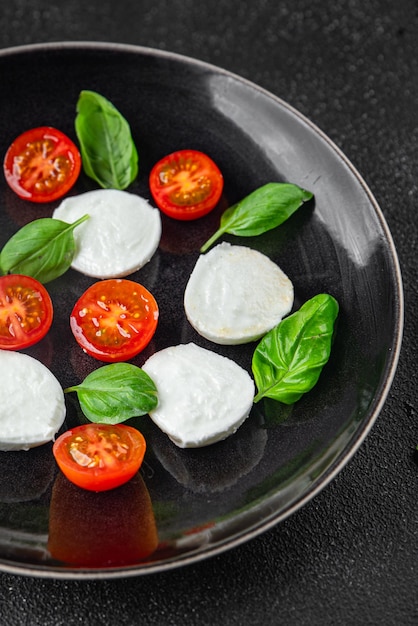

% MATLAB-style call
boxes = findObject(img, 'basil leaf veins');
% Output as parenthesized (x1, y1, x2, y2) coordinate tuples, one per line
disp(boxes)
(252, 293, 339, 405)
(200, 182, 313, 252)
(64, 363, 158, 424)
(75, 90, 139, 189)
(0, 214, 89, 284)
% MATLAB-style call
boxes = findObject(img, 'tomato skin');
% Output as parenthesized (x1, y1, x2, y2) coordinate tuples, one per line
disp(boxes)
(70, 279, 159, 362)
(52, 423, 147, 492)
(3, 126, 81, 203)
(149, 149, 223, 220)
(0, 274, 53, 350)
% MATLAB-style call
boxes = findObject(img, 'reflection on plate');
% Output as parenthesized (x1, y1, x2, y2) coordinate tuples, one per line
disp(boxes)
(0, 42, 403, 579)
(48, 473, 158, 568)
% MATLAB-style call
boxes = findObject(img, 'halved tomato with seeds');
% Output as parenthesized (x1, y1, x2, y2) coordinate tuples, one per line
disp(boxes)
(0, 274, 53, 350)
(3, 126, 81, 203)
(149, 149, 223, 220)
(70, 278, 158, 362)
(52, 423, 146, 492)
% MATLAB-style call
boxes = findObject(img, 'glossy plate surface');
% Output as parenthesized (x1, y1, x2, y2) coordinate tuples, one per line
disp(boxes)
(0, 42, 403, 579)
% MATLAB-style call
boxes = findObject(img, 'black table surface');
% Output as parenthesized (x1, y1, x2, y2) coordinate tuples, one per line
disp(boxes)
(0, 1, 416, 624)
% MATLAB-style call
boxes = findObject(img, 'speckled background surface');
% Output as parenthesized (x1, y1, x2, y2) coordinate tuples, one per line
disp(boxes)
(0, 0, 417, 624)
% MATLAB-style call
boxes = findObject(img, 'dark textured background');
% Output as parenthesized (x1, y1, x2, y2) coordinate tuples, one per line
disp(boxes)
(0, 1, 416, 624)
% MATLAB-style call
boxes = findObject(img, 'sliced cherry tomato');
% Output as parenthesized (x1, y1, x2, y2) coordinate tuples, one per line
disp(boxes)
(149, 149, 223, 220)
(0, 274, 53, 350)
(70, 279, 158, 362)
(52, 423, 147, 492)
(3, 126, 81, 203)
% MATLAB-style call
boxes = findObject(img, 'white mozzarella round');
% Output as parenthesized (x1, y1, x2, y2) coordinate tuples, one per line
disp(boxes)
(142, 343, 255, 448)
(184, 242, 294, 345)
(52, 189, 161, 279)
(0, 351, 66, 451)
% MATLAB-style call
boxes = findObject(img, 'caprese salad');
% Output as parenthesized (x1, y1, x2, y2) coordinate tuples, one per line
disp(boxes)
(0, 89, 338, 497)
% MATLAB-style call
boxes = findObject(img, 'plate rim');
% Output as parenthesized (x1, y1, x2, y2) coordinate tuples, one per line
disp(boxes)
(0, 40, 404, 579)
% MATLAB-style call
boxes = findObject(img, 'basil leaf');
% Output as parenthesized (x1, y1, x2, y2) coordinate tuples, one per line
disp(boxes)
(64, 363, 158, 424)
(75, 90, 139, 189)
(0, 215, 89, 283)
(200, 182, 313, 252)
(252, 294, 339, 405)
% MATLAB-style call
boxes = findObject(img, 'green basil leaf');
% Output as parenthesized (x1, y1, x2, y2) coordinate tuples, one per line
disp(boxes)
(0, 214, 89, 283)
(64, 362, 158, 424)
(200, 182, 313, 252)
(75, 90, 139, 189)
(252, 294, 339, 405)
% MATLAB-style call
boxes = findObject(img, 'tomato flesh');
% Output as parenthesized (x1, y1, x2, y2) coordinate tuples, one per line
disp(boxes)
(149, 149, 223, 220)
(4, 126, 81, 203)
(0, 274, 53, 350)
(53, 423, 146, 492)
(70, 279, 159, 362)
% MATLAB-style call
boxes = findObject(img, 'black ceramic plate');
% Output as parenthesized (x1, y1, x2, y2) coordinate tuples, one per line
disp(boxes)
(0, 42, 403, 579)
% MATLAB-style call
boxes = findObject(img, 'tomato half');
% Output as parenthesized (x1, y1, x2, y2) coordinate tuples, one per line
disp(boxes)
(70, 279, 159, 362)
(3, 126, 81, 203)
(52, 423, 146, 492)
(0, 274, 53, 350)
(149, 149, 224, 220)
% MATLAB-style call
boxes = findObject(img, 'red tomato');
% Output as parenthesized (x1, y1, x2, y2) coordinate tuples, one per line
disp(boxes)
(149, 149, 223, 220)
(70, 279, 158, 362)
(0, 274, 53, 350)
(52, 423, 147, 492)
(3, 126, 81, 203)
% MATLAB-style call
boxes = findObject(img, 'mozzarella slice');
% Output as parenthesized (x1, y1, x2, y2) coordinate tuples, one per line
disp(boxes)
(184, 242, 294, 344)
(142, 343, 255, 448)
(52, 189, 161, 279)
(0, 351, 66, 451)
